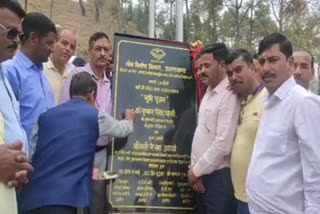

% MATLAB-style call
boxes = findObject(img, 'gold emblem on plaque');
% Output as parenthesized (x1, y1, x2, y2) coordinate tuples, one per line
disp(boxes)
(150, 48, 166, 63)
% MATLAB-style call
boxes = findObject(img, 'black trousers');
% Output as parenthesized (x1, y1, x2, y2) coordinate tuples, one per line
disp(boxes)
(90, 180, 107, 214)
(198, 167, 237, 214)
(26, 205, 77, 214)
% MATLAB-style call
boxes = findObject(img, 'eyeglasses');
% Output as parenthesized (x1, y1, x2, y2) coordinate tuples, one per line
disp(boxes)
(0, 24, 24, 41)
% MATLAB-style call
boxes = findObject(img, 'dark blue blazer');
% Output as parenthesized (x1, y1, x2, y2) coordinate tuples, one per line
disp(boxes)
(19, 98, 99, 211)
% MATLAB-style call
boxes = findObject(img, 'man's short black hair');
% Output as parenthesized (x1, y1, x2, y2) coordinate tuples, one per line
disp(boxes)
(226, 49, 253, 66)
(89, 32, 109, 49)
(70, 72, 97, 98)
(72, 57, 86, 67)
(253, 53, 259, 60)
(198, 43, 229, 62)
(0, 0, 25, 18)
(258, 32, 292, 58)
(22, 12, 57, 42)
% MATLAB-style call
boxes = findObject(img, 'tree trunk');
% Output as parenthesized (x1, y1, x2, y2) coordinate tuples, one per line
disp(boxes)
(25, 0, 28, 12)
(95, 6, 100, 21)
(94, 0, 100, 21)
(212, 0, 218, 41)
(279, 0, 284, 32)
(78, 0, 86, 16)
(117, 0, 124, 32)
(235, 0, 241, 41)
(144, 0, 148, 10)
(249, 0, 254, 48)
(49, 0, 54, 19)
(170, 1, 173, 40)
(185, 0, 189, 41)
(208, 10, 212, 41)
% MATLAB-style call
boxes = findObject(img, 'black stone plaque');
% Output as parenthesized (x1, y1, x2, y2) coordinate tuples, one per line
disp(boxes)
(107, 33, 197, 213)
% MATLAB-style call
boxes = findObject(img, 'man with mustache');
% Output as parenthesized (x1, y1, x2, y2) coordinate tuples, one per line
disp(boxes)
(44, 27, 77, 104)
(292, 49, 314, 90)
(188, 43, 240, 214)
(0, 1, 34, 213)
(226, 49, 266, 214)
(60, 32, 113, 214)
(247, 33, 320, 213)
(4, 12, 56, 140)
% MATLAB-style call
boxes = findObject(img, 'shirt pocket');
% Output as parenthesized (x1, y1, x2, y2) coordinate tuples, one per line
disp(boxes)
(239, 113, 261, 133)
(265, 133, 287, 156)
(241, 110, 261, 123)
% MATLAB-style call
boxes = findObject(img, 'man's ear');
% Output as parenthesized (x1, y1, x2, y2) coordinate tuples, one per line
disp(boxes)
(219, 61, 226, 72)
(88, 90, 96, 106)
(311, 68, 315, 79)
(29, 32, 39, 46)
(250, 63, 255, 74)
(288, 56, 294, 73)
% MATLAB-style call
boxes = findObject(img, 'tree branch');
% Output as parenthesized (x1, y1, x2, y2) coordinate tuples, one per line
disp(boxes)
(270, 0, 280, 22)
(255, 11, 270, 34)
(239, 4, 251, 25)
(224, 2, 237, 19)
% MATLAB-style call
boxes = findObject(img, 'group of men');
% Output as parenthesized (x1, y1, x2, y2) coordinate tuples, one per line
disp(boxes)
(188, 32, 319, 213)
(1, 1, 320, 214)
(0, 1, 135, 214)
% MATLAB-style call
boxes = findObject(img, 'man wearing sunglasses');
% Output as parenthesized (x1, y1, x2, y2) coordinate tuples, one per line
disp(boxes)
(0, 3, 23, 61)
(0, 1, 34, 213)
(0, 24, 22, 61)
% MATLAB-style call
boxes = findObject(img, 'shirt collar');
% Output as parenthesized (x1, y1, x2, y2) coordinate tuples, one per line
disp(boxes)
(0, 63, 3, 79)
(15, 50, 42, 70)
(86, 63, 109, 82)
(245, 87, 266, 104)
(46, 57, 56, 70)
(207, 77, 229, 95)
(46, 58, 69, 78)
(263, 76, 296, 103)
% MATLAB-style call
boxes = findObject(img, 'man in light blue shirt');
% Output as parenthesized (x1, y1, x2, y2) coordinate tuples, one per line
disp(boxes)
(0, 65, 27, 154)
(5, 12, 56, 138)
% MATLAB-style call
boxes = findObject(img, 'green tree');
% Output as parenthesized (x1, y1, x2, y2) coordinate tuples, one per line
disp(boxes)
(132, 0, 149, 34)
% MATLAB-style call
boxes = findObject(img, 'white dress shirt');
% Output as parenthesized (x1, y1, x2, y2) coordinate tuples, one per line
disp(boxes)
(247, 77, 320, 214)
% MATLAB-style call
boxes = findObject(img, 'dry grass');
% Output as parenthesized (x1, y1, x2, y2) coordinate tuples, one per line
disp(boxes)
(27, 0, 142, 58)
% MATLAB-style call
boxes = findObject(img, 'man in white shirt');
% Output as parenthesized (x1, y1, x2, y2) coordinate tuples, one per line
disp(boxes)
(292, 49, 314, 90)
(247, 32, 320, 214)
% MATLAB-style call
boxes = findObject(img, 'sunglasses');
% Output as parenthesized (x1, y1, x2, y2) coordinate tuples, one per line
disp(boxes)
(0, 24, 24, 41)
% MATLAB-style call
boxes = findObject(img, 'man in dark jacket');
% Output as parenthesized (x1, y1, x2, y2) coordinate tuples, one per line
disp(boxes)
(19, 72, 135, 214)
